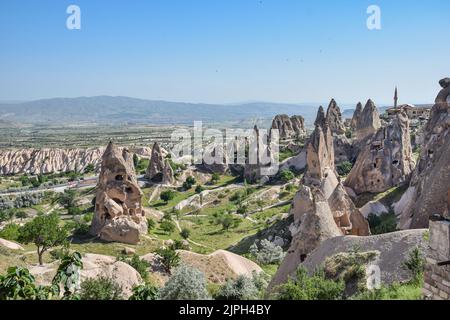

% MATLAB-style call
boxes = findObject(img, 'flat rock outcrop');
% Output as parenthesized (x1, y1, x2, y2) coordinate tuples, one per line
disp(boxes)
(0, 238, 24, 250)
(90, 141, 147, 244)
(355, 99, 382, 141)
(271, 114, 307, 141)
(145, 142, 165, 182)
(301, 229, 428, 286)
(345, 111, 415, 194)
(397, 78, 450, 228)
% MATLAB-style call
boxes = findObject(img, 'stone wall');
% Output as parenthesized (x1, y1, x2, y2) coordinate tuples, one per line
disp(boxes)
(423, 220, 450, 300)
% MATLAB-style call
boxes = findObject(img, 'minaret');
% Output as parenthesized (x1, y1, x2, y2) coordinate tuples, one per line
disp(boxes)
(394, 86, 398, 108)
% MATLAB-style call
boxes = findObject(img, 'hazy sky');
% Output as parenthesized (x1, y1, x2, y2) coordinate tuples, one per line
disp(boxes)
(0, 0, 449, 105)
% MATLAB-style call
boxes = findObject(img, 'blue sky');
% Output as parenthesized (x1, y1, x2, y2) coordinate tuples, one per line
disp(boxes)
(0, 0, 448, 105)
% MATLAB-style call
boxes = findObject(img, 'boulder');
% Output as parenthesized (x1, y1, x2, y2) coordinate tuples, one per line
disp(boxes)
(0, 238, 24, 251)
(90, 141, 147, 244)
(345, 111, 415, 194)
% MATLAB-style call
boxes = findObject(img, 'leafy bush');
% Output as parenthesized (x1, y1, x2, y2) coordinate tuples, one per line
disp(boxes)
(211, 173, 220, 184)
(160, 220, 176, 234)
(52, 251, 83, 299)
(336, 161, 353, 176)
(195, 184, 205, 194)
(367, 212, 398, 235)
(215, 272, 269, 300)
(180, 228, 191, 239)
(280, 169, 295, 183)
(250, 239, 286, 265)
(155, 247, 181, 274)
(147, 218, 156, 232)
(402, 247, 425, 284)
(79, 276, 123, 300)
(160, 190, 176, 203)
(182, 176, 196, 190)
(0, 223, 21, 241)
(275, 267, 345, 300)
(117, 254, 150, 281)
(0, 266, 53, 300)
(159, 264, 210, 300)
(129, 284, 159, 300)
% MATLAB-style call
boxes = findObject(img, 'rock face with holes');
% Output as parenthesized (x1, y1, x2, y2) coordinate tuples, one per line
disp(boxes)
(145, 142, 165, 182)
(345, 111, 415, 195)
(90, 142, 147, 244)
(325, 99, 353, 163)
(397, 78, 450, 229)
(355, 99, 382, 141)
(271, 114, 307, 141)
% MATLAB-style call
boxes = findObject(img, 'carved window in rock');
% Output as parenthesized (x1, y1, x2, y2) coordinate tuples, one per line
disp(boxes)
(115, 174, 124, 181)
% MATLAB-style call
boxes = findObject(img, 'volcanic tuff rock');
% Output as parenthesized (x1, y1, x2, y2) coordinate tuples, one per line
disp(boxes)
(355, 99, 382, 141)
(269, 186, 342, 290)
(145, 142, 165, 182)
(0, 148, 104, 175)
(90, 142, 147, 244)
(0, 146, 156, 176)
(304, 106, 335, 184)
(162, 159, 175, 185)
(325, 99, 353, 163)
(351, 102, 363, 130)
(345, 111, 415, 195)
(326, 99, 346, 135)
(397, 78, 450, 229)
(271, 114, 307, 141)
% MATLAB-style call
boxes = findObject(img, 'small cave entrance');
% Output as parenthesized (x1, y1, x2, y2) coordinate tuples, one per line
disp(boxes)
(151, 172, 163, 183)
(115, 174, 124, 181)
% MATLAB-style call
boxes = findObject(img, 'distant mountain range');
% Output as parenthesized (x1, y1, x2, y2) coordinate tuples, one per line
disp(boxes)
(0, 96, 324, 127)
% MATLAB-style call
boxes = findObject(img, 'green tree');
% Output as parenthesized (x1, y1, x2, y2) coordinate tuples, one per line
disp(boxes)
(195, 184, 204, 194)
(211, 173, 220, 184)
(58, 189, 77, 209)
(275, 267, 344, 300)
(117, 254, 150, 281)
(155, 247, 181, 274)
(19, 213, 69, 265)
(183, 176, 196, 190)
(280, 169, 295, 183)
(147, 218, 156, 232)
(129, 284, 159, 300)
(15, 211, 28, 220)
(0, 223, 21, 241)
(133, 154, 139, 168)
(221, 214, 234, 231)
(336, 161, 353, 177)
(402, 247, 425, 284)
(84, 164, 95, 173)
(79, 276, 123, 300)
(160, 220, 176, 234)
(160, 190, 176, 203)
(180, 228, 191, 239)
